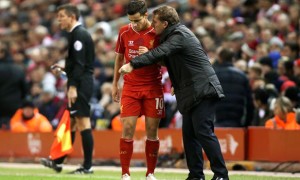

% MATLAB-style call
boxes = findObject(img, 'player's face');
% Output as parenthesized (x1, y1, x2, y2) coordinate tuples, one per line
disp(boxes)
(151, 14, 167, 35)
(57, 10, 73, 31)
(128, 13, 147, 31)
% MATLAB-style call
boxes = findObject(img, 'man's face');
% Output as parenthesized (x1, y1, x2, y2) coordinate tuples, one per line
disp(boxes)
(57, 10, 73, 31)
(294, 66, 300, 77)
(151, 14, 167, 35)
(281, 45, 292, 57)
(22, 107, 34, 119)
(274, 101, 286, 120)
(128, 13, 147, 31)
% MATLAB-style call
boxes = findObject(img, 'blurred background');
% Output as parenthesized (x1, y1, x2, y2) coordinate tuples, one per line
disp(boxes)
(0, 0, 300, 173)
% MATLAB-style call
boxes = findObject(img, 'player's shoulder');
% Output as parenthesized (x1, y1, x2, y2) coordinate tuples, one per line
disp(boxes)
(141, 25, 156, 37)
(118, 24, 131, 34)
(149, 25, 155, 33)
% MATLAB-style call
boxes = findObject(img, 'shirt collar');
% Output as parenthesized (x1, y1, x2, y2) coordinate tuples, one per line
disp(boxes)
(160, 23, 181, 43)
(69, 22, 81, 32)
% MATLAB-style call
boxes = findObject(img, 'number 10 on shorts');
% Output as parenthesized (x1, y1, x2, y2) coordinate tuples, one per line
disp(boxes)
(155, 98, 164, 110)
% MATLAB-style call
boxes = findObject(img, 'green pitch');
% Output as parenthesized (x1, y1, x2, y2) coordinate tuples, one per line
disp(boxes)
(0, 166, 298, 180)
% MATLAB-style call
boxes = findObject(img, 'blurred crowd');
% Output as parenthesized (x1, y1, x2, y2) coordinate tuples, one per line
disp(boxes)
(0, 0, 299, 131)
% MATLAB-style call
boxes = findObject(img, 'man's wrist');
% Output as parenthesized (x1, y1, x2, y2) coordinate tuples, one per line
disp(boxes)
(112, 82, 118, 87)
(69, 86, 77, 90)
(129, 61, 135, 69)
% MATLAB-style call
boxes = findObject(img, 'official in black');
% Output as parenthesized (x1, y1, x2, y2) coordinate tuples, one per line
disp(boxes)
(119, 5, 229, 180)
(40, 4, 94, 174)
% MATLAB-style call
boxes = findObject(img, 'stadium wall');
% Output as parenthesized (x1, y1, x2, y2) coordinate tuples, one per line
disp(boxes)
(0, 127, 299, 162)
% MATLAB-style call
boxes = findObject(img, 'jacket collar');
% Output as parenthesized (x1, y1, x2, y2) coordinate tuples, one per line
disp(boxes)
(160, 23, 181, 43)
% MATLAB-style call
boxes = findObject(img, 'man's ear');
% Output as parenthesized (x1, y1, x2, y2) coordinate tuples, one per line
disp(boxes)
(71, 14, 77, 21)
(163, 21, 168, 28)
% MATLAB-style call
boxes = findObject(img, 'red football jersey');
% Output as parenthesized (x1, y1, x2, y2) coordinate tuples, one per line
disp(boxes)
(115, 24, 162, 91)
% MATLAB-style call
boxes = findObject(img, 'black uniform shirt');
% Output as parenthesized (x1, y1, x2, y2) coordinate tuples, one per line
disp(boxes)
(65, 24, 94, 88)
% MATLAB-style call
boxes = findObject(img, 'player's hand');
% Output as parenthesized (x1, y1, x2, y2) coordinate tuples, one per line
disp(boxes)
(119, 63, 133, 74)
(138, 46, 148, 55)
(67, 86, 77, 107)
(112, 84, 120, 103)
(171, 87, 175, 96)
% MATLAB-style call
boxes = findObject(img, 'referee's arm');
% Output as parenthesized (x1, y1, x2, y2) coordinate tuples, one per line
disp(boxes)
(68, 32, 87, 88)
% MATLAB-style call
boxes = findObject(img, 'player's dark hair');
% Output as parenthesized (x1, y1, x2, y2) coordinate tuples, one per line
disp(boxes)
(57, 4, 80, 20)
(127, 0, 147, 16)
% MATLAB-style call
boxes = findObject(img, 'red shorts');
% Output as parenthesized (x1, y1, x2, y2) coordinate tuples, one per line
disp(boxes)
(120, 89, 165, 118)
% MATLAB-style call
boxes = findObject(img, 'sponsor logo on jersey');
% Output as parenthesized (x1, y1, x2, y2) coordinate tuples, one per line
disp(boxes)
(128, 41, 134, 46)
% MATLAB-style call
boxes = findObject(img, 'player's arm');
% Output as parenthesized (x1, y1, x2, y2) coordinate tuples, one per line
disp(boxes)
(113, 27, 127, 102)
(112, 53, 124, 102)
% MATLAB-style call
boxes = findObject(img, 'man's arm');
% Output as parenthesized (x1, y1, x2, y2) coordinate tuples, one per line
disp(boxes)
(131, 33, 183, 69)
(112, 53, 124, 102)
(68, 32, 88, 88)
(119, 33, 184, 73)
(68, 30, 92, 107)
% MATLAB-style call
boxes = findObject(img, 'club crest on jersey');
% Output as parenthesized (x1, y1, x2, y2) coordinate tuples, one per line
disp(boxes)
(128, 41, 134, 46)
(135, 38, 144, 46)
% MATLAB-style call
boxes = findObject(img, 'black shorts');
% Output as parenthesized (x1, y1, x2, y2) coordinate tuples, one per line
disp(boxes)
(68, 75, 93, 117)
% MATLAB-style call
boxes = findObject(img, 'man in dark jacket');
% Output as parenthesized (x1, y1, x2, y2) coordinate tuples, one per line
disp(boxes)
(0, 42, 28, 130)
(119, 5, 228, 180)
(213, 47, 254, 127)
